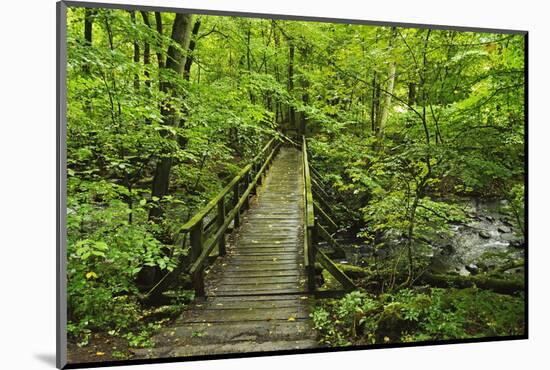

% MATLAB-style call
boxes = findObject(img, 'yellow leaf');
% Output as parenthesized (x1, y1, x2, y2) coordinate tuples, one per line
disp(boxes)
(287, 316, 296, 322)
(383, 336, 390, 343)
(96, 351, 105, 356)
(86, 271, 98, 279)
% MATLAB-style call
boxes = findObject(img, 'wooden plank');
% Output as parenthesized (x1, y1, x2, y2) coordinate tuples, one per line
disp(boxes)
(180, 138, 276, 233)
(311, 176, 331, 201)
(182, 307, 310, 323)
(229, 255, 301, 262)
(210, 288, 305, 296)
(317, 224, 347, 258)
(181, 164, 251, 232)
(201, 294, 311, 303)
(195, 298, 308, 310)
(314, 201, 338, 232)
(316, 249, 355, 291)
(166, 321, 313, 344)
(213, 275, 304, 285)
(189, 144, 280, 277)
(218, 270, 304, 278)
(230, 249, 301, 255)
(312, 184, 338, 220)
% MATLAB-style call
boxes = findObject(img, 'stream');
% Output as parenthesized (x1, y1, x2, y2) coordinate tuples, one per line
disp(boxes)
(330, 198, 525, 277)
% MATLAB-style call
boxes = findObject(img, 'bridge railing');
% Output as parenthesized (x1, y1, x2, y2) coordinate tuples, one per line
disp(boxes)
(181, 137, 281, 296)
(146, 138, 281, 299)
(302, 136, 317, 292)
(301, 136, 356, 293)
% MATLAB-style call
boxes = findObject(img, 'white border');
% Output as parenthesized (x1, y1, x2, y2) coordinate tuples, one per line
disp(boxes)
(1, 0, 547, 369)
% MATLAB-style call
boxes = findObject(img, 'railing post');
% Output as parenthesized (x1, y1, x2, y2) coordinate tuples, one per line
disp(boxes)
(251, 163, 258, 194)
(233, 181, 240, 228)
(217, 199, 226, 255)
(244, 172, 250, 210)
(307, 225, 316, 293)
(190, 220, 205, 297)
(256, 161, 263, 186)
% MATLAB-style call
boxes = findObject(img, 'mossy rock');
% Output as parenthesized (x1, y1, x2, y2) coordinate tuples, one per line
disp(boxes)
(375, 302, 415, 342)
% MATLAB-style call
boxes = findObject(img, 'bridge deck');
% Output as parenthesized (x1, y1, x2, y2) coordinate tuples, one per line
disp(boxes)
(137, 146, 319, 358)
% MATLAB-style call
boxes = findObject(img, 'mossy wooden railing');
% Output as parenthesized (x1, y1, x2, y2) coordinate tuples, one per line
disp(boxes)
(182, 138, 281, 297)
(146, 138, 280, 299)
(301, 136, 355, 293)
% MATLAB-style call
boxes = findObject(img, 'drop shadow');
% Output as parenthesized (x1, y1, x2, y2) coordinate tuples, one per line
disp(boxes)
(34, 353, 57, 367)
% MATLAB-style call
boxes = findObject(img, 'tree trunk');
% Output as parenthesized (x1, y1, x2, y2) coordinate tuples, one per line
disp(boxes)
(154, 12, 165, 69)
(299, 47, 310, 136)
(288, 43, 296, 132)
(130, 11, 140, 91)
(378, 62, 396, 135)
(334, 264, 524, 296)
(371, 74, 377, 132)
(420, 272, 524, 296)
(140, 11, 151, 89)
(83, 8, 94, 111)
(84, 8, 93, 47)
(408, 82, 416, 106)
(149, 13, 194, 221)
(378, 27, 397, 137)
(183, 19, 201, 81)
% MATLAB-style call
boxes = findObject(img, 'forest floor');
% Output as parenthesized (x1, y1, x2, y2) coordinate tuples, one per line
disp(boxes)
(67, 334, 134, 363)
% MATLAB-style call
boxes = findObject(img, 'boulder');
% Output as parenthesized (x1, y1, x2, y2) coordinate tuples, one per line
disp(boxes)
(479, 230, 491, 239)
(508, 240, 525, 249)
(465, 264, 479, 275)
(498, 226, 512, 234)
(441, 244, 455, 255)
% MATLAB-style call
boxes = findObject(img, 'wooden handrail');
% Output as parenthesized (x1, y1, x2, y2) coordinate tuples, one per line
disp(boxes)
(301, 135, 355, 293)
(189, 145, 279, 277)
(180, 138, 276, 233)
(146, 137, 280, 298)
(302, 136, 316, 292)
(184, 137, 280, 296)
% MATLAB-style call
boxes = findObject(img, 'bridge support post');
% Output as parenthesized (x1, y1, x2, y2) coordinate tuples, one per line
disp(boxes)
(244, 173, 250, 210)
(190, 220, 205, 297)
(307, 225, 317, 293)
(233, 181, 240, 228)
(256, 162, 263, 186)
(217, 200, 226, 256)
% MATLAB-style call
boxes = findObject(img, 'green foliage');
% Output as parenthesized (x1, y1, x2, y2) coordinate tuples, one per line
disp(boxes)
(313, 288, 524, 345)
(65, 5, 525, 351)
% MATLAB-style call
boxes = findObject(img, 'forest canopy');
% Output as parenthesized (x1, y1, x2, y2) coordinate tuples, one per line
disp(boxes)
(65, 6, 525, 361)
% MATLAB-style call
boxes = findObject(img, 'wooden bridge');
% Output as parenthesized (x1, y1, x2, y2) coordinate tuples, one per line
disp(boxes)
(137, 136, 355, 358)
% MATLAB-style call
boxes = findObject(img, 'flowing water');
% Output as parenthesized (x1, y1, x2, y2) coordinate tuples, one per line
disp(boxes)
(331, 198, 525, 276)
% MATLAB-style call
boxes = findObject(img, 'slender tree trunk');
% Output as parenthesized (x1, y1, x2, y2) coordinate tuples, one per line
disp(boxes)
(84, 8, 93, 47)
(149, 13, 194, 221)
(154, 12, 165, 69)
(130, 11, 140, 91)
(299, 47, 310, 136)
(177, 18, 201, 148)
(408, 82, 416, 106)
(288, 43, 296, 132)
(378, 63, 396, 135)
(183, 19, 201, 81)
(371, 74, 377, 132)
(378, 27, 397, 137)
(140, 11, 151, 89)
(83, 8, 94, 112)
(246, 26, 256, 104)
